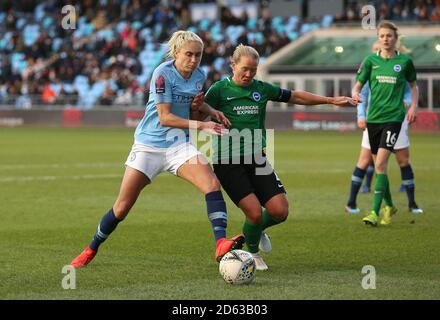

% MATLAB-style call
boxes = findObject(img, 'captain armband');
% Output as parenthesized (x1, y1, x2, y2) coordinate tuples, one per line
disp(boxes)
(274, 89, 291, 103)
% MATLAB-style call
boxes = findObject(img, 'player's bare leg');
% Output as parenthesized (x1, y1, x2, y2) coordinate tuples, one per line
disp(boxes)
(70, 167, 150, 268)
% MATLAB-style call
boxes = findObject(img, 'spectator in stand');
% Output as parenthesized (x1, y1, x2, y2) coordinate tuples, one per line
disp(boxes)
(42, 83, 56, 104)
(1, 0, 437, 109)
(432, 1, 440, 21)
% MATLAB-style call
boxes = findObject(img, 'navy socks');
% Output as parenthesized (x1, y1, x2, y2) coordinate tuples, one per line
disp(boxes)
(89, 208, 122, 251)
(205, 191, 228, 242)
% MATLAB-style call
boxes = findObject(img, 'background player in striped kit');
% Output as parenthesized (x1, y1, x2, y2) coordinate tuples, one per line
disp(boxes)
(352, 21, 419, 226)
(345, 41, 423, 215)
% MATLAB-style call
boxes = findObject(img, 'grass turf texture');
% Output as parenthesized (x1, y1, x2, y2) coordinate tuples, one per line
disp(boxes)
(0, 127, 439, 299)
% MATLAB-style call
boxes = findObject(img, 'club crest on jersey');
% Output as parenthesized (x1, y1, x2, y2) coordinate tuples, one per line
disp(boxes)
(252, 92, 261, 102)
(393, 64, 401, 72)
(155, 75, 165, 93)
(196, 82, 203, 91)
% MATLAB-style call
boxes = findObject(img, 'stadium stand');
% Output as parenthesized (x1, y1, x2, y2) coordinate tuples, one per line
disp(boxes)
(0, 0, 439, 109)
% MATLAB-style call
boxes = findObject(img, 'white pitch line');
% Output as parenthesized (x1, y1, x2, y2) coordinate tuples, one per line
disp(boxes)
(0, 162, 121, 170)
(0, 173, 121, 183)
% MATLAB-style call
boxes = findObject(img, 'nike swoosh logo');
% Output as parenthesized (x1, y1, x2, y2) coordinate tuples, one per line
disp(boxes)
(374, 191, 382, 194)
(226, 97, 236, 101)
(372, 66, 380, 69)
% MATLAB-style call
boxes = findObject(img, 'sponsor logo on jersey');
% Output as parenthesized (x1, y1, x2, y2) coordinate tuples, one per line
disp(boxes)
(252, 92, 261, 102)
(155, 75, 166, 93)
(393, 64, 401, 72)
(376, 75, 397, 84)
(233, 105, 259, 115)
(196, 82, 203, 91)
(172, 94, 194, 103)
(226, 97, 236, 101)
(372, 65, 380, 69)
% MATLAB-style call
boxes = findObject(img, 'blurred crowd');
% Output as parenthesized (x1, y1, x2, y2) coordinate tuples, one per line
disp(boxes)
(339, 0, 440, 22)
(0, 0, 439, 108)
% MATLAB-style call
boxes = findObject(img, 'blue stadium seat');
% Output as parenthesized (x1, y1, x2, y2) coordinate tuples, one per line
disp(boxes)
(321, 15, 333, 28)
(246, 18, 257, 29)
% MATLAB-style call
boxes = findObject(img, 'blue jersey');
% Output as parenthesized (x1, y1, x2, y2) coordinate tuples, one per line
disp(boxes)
(357, 81, 411, 120)
(134, 60, 206, 148)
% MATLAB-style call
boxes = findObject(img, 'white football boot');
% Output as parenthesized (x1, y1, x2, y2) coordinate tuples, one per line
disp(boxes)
(251, 252, 268, 271)
(258, 231, 272, 253)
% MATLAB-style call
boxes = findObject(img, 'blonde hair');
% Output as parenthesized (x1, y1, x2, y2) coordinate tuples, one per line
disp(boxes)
(166, 31, 204, 59)
(377, 20, 399, 38)
(231, 44, 260, 64)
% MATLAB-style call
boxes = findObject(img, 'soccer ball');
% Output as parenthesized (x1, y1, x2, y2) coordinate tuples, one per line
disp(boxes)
(219, 249, 256, 285)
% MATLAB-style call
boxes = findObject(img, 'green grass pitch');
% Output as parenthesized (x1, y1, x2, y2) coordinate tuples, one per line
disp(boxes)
(0, 127, 439, 299)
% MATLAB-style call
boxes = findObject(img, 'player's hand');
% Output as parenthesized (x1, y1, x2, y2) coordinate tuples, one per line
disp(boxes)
(191, 92, 204, 111)
(357, 119, 366, 130)
(407, 106, 417, 124)
(351, 92, 362, 104)
(212, 110, 231, 128)
(330, 96, 357, 107)
(200, 121, 229, 136)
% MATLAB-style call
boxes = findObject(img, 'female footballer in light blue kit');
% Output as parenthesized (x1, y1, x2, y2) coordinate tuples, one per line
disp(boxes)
(70, 31, 244, 268)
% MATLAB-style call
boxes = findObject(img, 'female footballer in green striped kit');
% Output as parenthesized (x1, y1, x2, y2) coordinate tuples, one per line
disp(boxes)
(352, 21, 419, 226)
(193, 44, 355, 270)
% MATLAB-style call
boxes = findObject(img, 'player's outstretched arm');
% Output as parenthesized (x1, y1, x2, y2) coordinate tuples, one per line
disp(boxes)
(158, 103, 226, 135)
(288, 90, 356, 107)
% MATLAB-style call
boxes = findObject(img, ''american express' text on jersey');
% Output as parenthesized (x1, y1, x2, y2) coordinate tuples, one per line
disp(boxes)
(205, 77, 281, 160)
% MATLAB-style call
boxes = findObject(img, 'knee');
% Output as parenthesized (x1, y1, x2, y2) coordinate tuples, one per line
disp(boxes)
(375, 161, 387, 174)
(204, 176, 221, 194)
(270, 206, 289, 222)
(265, 195, 289, 221)
(396, 155, 409, 168)
(397, 159, 409, 168)
(246, 211, 263, 225)
(357, 156, 371, 169)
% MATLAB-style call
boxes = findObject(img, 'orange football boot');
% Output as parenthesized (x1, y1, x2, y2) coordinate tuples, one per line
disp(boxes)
(215, 234, 245, 262)
(70, 246, 97, 268)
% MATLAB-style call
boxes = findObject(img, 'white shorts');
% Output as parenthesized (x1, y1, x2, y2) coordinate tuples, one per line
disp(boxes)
(125, 141, 203, 181)
(361, 117, 410, 150)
